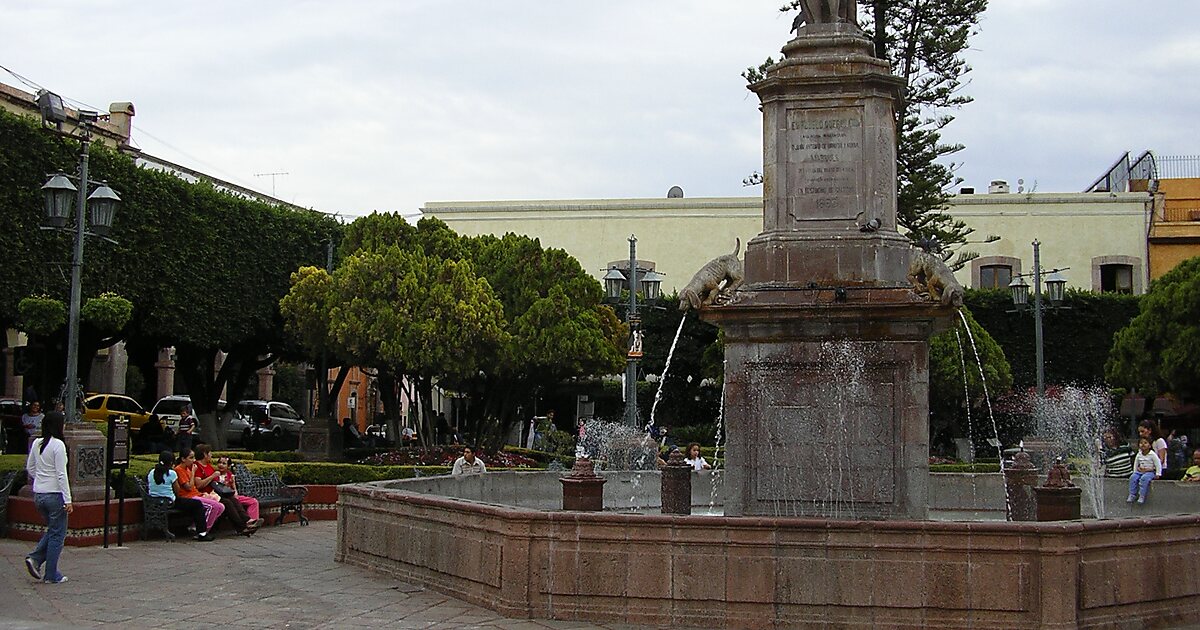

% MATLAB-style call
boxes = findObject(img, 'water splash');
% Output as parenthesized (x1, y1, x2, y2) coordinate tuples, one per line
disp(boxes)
(953, 328, 974, 461)
(709, 359, 727, 511)
(1029, 384, 1112, 519)
(957, 310, 1003, 464)
(649, 317, 688, 428)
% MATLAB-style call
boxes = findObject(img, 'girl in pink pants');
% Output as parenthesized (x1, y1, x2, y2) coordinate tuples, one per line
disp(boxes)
(216, 456, 261, 521)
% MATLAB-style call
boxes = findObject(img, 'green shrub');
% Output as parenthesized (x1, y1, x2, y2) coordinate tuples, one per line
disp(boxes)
(503, 446, 573, 467)
(17, 294, 65, 336)
(671, 424, 717, 447)
(257, 462, 451, 485)
(81, 291, 133, 332)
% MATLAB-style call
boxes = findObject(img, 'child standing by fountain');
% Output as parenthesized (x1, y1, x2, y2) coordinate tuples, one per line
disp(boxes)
(1128, 437, 1162, 504)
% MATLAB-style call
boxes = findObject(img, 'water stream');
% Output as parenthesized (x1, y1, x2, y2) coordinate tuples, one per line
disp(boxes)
(649, 317, 688, 429)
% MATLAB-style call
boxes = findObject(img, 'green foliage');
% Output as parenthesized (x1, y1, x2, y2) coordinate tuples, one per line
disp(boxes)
(17, 294, 65, 336)
(671, 423, 719, 447)
(1107, 257, 1200, 399)
(929, 307, 1012, 444)
(270, 362, 309, 411)
(0, 107, 340, 422)
(502, 446, 575, 467)
(966, 289, 1141, 389)
(637, 294, 723, 428)
(285, 215, 623, 446)
(533, 418, 578, 456)
(741, 57, 777, 84)
(80, 291, 133, 332)
(256, 462, 451, 485)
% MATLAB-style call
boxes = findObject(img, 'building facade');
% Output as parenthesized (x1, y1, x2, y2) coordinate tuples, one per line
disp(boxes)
(424, 189, 1154, 296)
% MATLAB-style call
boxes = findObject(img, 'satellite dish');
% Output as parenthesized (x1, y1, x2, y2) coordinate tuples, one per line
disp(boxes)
(667, 186, 684, 198)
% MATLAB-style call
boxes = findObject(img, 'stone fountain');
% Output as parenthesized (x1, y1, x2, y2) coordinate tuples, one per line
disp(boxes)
(701, 12, 954, 520)
(335, 8, 1200, 628)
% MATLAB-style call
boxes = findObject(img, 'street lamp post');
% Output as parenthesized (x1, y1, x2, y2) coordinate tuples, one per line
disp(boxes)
(603, 235, 661, 428)
(1007, 240, 1068, 397)
(33, 91, 121, 504)
(36, 94, 121, 423)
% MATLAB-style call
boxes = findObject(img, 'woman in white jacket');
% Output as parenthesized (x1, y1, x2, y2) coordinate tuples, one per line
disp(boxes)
(23, 411, 72, 584)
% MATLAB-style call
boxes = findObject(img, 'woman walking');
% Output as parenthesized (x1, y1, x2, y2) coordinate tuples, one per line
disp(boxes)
(23, 411, 72, 584)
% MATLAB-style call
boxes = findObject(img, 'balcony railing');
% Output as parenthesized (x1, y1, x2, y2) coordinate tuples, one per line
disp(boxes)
(1161, 206, 1200, 223)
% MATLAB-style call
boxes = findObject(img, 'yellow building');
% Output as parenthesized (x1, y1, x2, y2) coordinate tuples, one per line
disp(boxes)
(424, 188, 1153, 296)
(1147, 177, 1200, 280)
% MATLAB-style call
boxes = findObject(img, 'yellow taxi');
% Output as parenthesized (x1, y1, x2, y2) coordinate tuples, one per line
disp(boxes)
(82, 393, 152, 432)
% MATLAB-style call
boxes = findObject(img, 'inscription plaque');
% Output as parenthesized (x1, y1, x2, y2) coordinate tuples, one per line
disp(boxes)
(785, 107, 865, 222)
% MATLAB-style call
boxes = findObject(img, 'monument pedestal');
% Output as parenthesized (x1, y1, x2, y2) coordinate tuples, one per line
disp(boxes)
(704, 288, 946, 520)
(299, 418, 343, 462)
(64, 423, 108, 503)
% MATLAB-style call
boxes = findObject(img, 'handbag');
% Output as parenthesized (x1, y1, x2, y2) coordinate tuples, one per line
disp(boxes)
(211, 482, 236, 498)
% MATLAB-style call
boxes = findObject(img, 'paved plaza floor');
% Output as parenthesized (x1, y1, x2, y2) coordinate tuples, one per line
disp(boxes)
(0, 521, 647, 630)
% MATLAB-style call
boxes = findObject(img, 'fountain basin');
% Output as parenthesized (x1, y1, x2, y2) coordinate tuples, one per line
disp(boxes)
(336, 471, 1200, 629)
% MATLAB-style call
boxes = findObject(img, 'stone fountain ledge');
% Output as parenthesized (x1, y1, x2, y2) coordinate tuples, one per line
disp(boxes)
(336, 472, 1200, 629)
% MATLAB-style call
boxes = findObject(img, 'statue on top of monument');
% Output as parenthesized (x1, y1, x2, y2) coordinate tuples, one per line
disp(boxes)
(791, 0, 860, 32)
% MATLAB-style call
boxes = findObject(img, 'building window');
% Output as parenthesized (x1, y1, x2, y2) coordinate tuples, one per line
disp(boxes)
(979, 264, 1013, 289)
(971, 256, 1022, 290)
(1100, 264, 1134, 294)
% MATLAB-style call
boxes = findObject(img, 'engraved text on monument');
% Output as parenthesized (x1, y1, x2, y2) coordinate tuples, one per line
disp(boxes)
(785, 107, 864, 222)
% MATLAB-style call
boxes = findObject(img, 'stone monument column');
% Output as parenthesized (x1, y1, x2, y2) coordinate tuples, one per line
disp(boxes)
(701, 18, 955, 520)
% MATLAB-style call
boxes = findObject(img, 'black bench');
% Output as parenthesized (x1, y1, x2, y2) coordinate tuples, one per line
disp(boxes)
(0, 470, 20, 536)
(232, 463, 308, 526)
(134, 476, 185, 540)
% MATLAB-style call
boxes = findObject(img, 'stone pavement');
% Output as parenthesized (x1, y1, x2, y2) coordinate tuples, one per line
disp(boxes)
(0, 521, 648, 630)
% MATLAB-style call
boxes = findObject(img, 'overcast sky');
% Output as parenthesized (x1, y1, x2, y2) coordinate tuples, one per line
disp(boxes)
(2, 1, 1197, 219)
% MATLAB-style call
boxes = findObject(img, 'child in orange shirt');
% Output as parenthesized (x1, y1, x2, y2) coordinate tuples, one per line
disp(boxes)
(174, 447, 224, 534)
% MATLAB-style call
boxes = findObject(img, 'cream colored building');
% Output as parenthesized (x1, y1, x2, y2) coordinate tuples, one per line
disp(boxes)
(424, 190, 1153, 296)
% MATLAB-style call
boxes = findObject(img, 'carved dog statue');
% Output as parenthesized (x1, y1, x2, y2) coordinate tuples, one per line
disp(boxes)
(907, 249, 964, 307)
(679, 240, 744, 311)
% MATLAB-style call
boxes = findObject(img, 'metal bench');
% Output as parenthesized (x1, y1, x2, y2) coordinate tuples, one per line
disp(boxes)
(134, 476, 185, 540)
(232, 463, 308, 526)
(0, 470, 20, 536)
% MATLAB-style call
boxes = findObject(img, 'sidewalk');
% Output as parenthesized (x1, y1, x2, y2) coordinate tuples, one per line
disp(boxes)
(0, 521, 646, 630)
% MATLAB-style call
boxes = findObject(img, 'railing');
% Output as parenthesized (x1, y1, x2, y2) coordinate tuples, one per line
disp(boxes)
(1161, 206, 1200, 223)
(1157, 155, 1200, 179)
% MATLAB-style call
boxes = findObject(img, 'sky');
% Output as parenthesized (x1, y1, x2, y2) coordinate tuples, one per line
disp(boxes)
(2, 0, 1198, 219)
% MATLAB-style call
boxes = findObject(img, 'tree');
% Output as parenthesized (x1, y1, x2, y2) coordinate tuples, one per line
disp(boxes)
(282, 218, 626, 447)
(282, 228, 511, 444)
(449, 232, 625, 444)
(1107, 257, 1200, 400)
(761, 0, 988, 267)
(928, 306, 1012, 453)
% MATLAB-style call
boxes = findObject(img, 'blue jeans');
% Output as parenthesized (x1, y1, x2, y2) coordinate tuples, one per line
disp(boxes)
(1129, 471, 1155, 499)
(29, 492, 67, 581)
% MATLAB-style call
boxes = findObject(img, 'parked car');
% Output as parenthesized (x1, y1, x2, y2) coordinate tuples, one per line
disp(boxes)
(149, 395, 193, 433)
(150, 394, 227, 439)
(234, 400, 305, 438)
(82, 393, 151, 432)
(1, 398, 24, 453)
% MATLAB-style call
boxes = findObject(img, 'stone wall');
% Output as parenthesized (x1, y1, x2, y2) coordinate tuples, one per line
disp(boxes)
(337, 474, 1200, 629)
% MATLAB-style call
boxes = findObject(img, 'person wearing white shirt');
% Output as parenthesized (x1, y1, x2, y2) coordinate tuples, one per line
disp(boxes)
(684, 442, 712, 471)
(451, 446, 486, 476)
(23, 411, 72, 584)
(1128, 437, 1163, 505)
(20, 401, 44, 449)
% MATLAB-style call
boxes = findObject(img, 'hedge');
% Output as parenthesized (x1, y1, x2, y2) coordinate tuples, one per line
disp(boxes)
(6, 453, 1003, 482)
